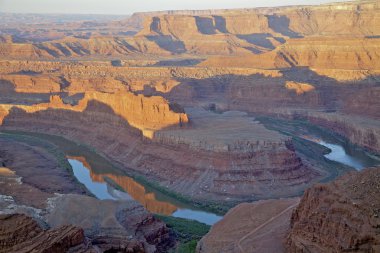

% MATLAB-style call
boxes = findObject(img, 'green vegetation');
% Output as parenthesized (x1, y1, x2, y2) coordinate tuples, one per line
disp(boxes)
(255, 116, 359, 181)
(0, 131, 93, 196)
(155, 215, 210, 253)
(177, 240, 198, 253)
(0, 129, 231, 215)
(134, 174, 231, 215)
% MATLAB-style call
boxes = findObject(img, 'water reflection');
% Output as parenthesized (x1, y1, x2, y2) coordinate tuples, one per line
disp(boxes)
(301, 135, 379, 170)
(68, 156, 222, 225)
(172, 209, 222, 225)
(70, 158, 117, 200)
(68, 156, 177, 215)
(319, 141, 364, 170)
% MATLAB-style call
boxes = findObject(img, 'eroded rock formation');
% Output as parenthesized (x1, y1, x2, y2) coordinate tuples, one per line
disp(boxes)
(286, 167, 380, 253)
(0, 96, 317, 202)
(0, 135, 174, 252)
(0, 90, 189, 135)
(0, 214, 87, 253)
(1, 1, 379, 59)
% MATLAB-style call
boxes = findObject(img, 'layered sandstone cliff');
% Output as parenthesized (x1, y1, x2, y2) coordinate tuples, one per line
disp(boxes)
(2, 59, 380, 154)
(0, 94, 317, 202)
(198, 167, 380, 253)
(286, 167, 380, 252)
(304, 112, 380, 154)
(200, 37, 380, 70)
(0, 91, 189, 135)
(0, 135, 174, 252)
(1, 1, 379, 59)
(0, 214, 88, 253)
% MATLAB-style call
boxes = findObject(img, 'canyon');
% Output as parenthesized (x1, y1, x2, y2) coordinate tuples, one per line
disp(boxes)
(0, 134, 173, 252)
(0, 0, 380, 252)
(198, 167, 380, 253)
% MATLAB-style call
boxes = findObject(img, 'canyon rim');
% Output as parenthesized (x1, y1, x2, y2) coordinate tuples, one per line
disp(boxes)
(0, 0, 380, 252)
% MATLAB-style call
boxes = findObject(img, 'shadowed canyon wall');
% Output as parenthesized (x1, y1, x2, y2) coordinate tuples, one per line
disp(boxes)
(0, 90, 317, 202)
(1, 1, 379, 59)
(1, 59, 379, 154)
(0, 0, 379, 208)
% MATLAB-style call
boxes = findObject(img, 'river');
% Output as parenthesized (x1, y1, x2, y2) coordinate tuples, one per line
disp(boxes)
(5, 129, 379, 226)
(68, 157, 222, 225)
(1, 130, 222, 225)
(302, 136, 379, 170)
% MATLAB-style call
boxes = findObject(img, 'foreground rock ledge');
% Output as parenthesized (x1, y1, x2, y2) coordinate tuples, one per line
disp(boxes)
(0, 214, 86, 253)
(197, 198, 300, 253)
(197, 167, 380, 253)
(286, 167, 380, 253)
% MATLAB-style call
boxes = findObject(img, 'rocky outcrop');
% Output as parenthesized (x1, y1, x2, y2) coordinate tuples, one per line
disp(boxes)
(46, 194, 173, 253)
(1, 61, 379, 153)
(307, 113, 380, 154)
(0, 61, 281, 80)
(0, 74, 62, 93)
(138, 0, 380, 51)
(286, 167, 380, 253)
(0, 134, 88, 209)
(200, 37, 380, 70)
(0, 214, 87, 253)
(285, 81, 315, 95)
(0, 97, 317, 202)
(0, 135, 174, 252)
(197, 167, 380, 253)
(0, 90, 189, 135)
(270, 110, 380, 154)
(1, 1, 379, 59)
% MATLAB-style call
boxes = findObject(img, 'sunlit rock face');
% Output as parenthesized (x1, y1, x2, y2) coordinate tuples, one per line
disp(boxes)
(200, 37, 380, 72)
(1, 1, 379, 59)
(0, 0, 379, 214)
(0, 91, 189, 137)
(1, 2, 379, 253)
(0, 96, 317, 202)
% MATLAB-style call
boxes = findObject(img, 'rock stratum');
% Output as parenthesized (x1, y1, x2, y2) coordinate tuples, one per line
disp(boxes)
(286, 167, 380, 253)
(197, 167, 380, 253)
(0, 1, 380, 252)
(0, 135, 173, 252)
(0, 91, 189, 135)
(0, 214, 87, 253)
(0, 93, 317, 201)
(1, 0, 379, 60)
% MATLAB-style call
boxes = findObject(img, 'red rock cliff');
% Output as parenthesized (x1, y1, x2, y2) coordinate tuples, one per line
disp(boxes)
(286, 167, 380, 253)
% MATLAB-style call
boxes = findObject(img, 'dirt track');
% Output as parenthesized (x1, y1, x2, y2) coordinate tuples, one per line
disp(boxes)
(197, 198, 300, 253)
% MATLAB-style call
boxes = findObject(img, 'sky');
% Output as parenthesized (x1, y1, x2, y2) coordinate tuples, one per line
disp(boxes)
(0, 0, 349, 15)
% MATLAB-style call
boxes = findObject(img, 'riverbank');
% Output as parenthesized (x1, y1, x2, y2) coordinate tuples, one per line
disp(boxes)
(4, 115, 375, 218)
(1, 130, 231, 216)
(0, 132, 176, 252)
(256, 116, 380, 182)
(0, 133, 89, 209)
